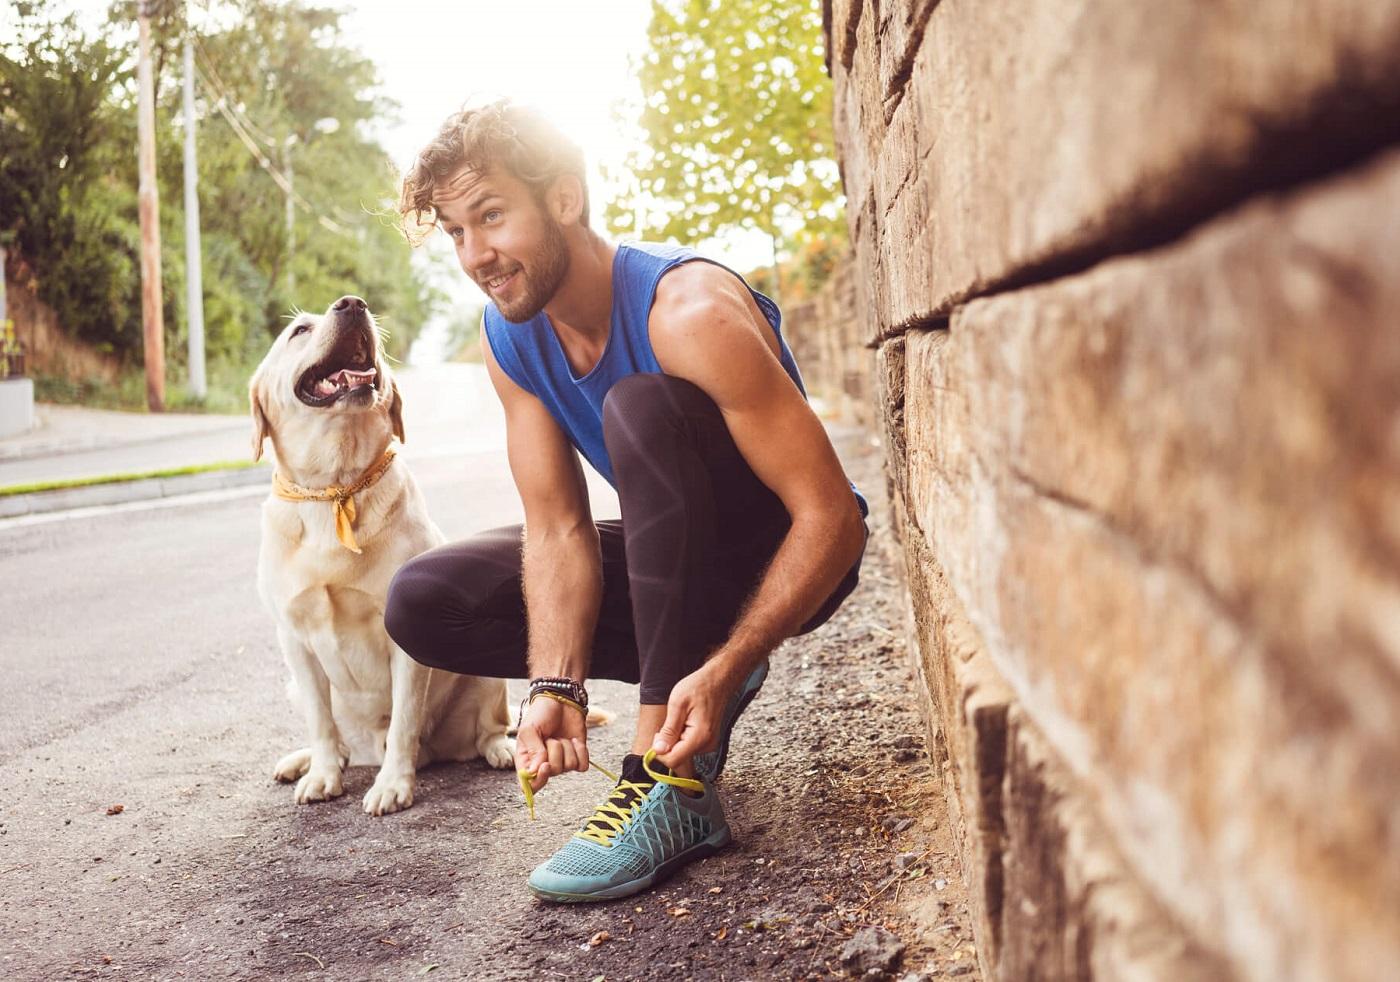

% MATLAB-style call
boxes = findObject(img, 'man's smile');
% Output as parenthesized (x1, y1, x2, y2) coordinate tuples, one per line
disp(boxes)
(484, 269, 519, 292)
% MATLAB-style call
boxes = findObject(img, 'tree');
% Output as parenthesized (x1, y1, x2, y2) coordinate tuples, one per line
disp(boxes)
(605, 0, 845, 276)
(0, 5, 137, 354)
(0, 0, 437, 405)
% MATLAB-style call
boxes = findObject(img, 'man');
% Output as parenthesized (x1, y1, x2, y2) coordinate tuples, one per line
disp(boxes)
(386, 100, 868, 902)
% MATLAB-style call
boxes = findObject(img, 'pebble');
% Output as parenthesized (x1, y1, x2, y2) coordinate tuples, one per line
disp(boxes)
(840, 926, 906, 977)
(895, 852, 920, 870)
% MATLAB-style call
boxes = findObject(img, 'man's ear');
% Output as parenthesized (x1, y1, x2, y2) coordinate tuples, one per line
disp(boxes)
(389, 380, 405, 444)
(549, 173, 586, 227)
(250, 379, 271, 462)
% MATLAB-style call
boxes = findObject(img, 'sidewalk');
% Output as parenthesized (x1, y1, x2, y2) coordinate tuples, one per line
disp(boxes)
(0, 364, 507, 519)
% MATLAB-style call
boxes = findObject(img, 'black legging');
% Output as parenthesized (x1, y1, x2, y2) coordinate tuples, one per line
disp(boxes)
(384, 372, 866, 704)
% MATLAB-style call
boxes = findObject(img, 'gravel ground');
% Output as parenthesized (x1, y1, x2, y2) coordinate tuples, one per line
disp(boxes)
(531, 432, 985, 982)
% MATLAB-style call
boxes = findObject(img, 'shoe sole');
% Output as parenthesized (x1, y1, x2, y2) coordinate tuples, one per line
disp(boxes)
(527, 823, 734, 904)
(696, 659, 769, 783)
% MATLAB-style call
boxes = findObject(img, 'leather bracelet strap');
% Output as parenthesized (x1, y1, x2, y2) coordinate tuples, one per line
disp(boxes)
(515, 690, 588, 731)
(528, 675, 588, 711)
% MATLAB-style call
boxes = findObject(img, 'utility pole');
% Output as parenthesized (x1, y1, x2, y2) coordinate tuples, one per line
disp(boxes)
(182, 28, 206, 400)
(136, 0, 166, 412)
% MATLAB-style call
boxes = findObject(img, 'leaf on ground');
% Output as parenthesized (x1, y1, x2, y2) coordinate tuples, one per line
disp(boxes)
(713, 926, 729, 941)
(667, 907, 690, 917)
(105, 804, 124, 816)
(708, 886, 723, 895)
(589, 931, 610, 947)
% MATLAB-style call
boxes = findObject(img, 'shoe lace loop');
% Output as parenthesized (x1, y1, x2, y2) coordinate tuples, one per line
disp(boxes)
(518, 748, 704, 831)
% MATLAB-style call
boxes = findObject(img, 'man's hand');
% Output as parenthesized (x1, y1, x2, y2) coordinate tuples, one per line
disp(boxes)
(651, 658, 741, 769)
(515, 696, 590, 792)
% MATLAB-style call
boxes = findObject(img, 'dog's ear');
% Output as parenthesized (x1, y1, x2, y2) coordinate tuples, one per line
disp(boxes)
(388, 379, 406, 444)
(250, 378, 271, 462)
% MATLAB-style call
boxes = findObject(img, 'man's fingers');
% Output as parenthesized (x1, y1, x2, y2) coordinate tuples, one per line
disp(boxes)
(572, 737, 590, 773)
(650, 699, 688, 755)
(659, 722, 712, 770)
(550, 738, 579, 774)
(529, 761, 552, 792)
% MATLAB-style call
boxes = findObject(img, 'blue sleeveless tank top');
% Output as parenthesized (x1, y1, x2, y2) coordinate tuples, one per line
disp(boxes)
(482, 240, 868, 518)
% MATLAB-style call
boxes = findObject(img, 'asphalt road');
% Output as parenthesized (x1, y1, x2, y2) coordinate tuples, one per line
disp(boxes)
(0, 371, 646, 979)
(0, 375, 980, 981)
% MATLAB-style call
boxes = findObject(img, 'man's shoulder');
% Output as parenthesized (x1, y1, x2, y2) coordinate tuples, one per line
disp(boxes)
(650, 259, 752, 323)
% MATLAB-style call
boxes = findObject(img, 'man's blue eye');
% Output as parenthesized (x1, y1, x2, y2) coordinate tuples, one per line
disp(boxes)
(484, 210, 502, 222)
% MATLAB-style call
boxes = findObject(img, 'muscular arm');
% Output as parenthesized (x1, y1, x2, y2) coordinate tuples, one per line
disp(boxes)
(482, 329, 599, 787)
(649, 263, 867, 700)
(482, 330, 601, 681)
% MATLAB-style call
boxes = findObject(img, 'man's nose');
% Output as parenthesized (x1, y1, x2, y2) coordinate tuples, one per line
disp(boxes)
(458, 230, 496, 272)
(333, 295, 367, 312)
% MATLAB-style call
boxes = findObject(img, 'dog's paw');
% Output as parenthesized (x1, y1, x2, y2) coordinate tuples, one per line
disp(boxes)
(272, 748, 313, 783)
(293, 765, 344, 804)
(479, 733, 515, 770)
(363, 771, 415, 816)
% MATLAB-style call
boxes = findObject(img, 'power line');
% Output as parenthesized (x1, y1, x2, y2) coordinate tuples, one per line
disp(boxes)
(187, 35, 353, 237)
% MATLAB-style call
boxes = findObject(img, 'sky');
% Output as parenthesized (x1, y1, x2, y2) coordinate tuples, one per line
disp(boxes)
(43, 0, 778, 362)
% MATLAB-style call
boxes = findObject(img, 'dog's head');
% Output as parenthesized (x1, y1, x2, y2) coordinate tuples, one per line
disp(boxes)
(249, 295, 404, 463)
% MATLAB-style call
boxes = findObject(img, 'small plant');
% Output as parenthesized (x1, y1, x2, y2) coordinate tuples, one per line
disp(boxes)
(0, 319, 26, 380)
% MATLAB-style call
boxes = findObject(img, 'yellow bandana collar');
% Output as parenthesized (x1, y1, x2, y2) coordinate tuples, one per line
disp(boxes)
(271, 447, 397, 554)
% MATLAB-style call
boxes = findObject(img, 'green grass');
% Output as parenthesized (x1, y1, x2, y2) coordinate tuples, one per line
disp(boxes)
(0, 459, 265, 497)
(32, 357, 259, 416)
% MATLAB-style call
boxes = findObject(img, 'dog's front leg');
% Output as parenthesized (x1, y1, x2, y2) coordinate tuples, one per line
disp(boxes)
(279, 627, 347, 804)
(363, 645, 430, 816)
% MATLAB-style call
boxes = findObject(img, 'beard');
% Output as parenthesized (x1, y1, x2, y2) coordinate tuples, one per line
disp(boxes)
(490, 218, 571, 323)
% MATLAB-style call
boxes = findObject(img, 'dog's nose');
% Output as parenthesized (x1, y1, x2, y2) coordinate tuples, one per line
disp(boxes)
(333, 295, 367, 312)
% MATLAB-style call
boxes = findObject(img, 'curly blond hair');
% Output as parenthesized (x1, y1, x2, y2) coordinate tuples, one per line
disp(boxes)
(397, 100, 588, 244)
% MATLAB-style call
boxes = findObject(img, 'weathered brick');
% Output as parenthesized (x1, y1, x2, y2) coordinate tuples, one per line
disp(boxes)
(901, 152, 1400, 981)
(902, 518, 1224, 979)
(836, 0, 1400, 334)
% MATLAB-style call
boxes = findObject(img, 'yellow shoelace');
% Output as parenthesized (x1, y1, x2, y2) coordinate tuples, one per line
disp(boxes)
(517, 748, 705, 841)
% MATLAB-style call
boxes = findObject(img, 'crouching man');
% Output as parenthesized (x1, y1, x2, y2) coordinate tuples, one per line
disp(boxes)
(385, 100, 868, 902)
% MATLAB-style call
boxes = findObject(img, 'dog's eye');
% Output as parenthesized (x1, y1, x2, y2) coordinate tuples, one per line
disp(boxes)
(290, 322, 312, 338)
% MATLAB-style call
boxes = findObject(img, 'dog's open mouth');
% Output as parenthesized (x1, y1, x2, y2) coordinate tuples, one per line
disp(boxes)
(296, 353, 378, 407)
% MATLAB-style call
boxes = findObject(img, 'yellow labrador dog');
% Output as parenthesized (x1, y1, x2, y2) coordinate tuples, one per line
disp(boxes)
(249, 294, 513, 816)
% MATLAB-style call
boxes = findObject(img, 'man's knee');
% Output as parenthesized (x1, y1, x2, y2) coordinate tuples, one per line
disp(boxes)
(383, 557, 446, 667)
(602, 373, 716, 460)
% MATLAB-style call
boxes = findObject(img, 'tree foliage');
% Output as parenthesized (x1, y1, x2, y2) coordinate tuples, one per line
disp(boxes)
(605, 0, 844, 254)
(0, 0, 436, 400)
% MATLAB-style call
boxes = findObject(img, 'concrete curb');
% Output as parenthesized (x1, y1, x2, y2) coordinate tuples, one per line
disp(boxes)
(0, 464, 271, 519)
(0, 420, 247, 462)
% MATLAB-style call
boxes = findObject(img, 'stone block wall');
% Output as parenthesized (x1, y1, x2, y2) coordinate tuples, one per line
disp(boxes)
(781, 258, 874, 426)
(823, 1, 1400, 979)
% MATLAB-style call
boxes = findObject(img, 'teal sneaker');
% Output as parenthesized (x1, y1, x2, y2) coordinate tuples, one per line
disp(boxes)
(527, 750, 731, 903)
(693, 657, 769, 783)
